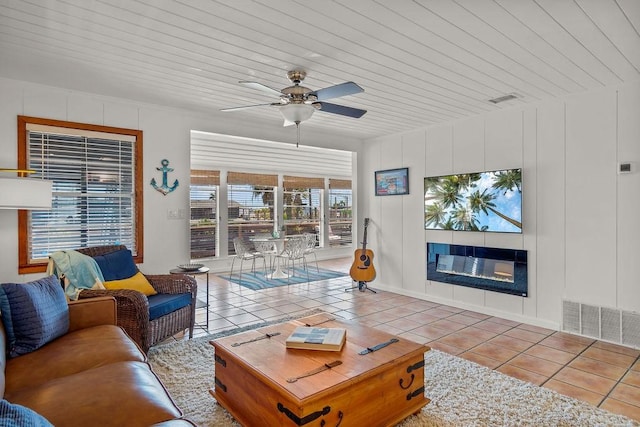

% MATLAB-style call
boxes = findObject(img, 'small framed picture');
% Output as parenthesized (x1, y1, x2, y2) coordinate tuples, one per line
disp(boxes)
(375, 167, 409, 196)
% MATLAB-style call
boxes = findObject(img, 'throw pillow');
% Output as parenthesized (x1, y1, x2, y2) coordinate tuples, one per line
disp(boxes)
(103, 271, 157, 296)
(0, 400, 53, 427)
(0, 275, 69, 358)
(93, 248, 138, 281)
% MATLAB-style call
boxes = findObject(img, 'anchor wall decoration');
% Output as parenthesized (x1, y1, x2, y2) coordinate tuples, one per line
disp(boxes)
(151, 159, 179, 195)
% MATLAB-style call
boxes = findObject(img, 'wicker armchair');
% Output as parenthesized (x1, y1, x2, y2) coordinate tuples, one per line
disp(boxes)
(74, 245, 197, 353)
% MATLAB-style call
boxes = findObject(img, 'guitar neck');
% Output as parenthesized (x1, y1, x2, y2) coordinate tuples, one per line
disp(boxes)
(361, 219, 369, 252)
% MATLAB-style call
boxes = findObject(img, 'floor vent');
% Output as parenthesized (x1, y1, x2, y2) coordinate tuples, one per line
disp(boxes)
(562, 300, 640, 349)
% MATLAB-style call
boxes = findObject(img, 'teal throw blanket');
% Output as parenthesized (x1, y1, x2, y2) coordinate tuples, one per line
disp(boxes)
(49, 250, 105, 300)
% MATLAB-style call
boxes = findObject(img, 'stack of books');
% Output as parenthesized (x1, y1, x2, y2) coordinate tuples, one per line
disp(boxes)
(285, 327, 347, 352)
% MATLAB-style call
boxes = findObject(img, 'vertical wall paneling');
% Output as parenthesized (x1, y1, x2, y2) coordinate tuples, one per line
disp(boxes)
(139, 108, 190, 273)
(565, 88, 617, 307)
(452, 230, 485, 248)
(452, 115, 485, 174)
(0, 80, 22, 163)
(452, 282, 485, 307)
(361, 138, 382, 286)
(373, 83, 637, 328)
(484, 108, 524, 171)
(484, 106, 526, 310)
(425, 260, 455, 300)
(103, 102, 139, 129)
(402, 130, 426, 292)
(616, 81, 640, 313)
(536, 99, 567, 323)
(22, 86, 67, 120)
(485, 291, 524, 315)
(67, 94, 104, 125)
(521, 107, 539, 319)
(0, 80, 25, 283)
(484, 231, 522, 251)
(425, 125, 454, 176)
(424, 125, 455, 300)
(451, 116, 486, 248)
(350, 151, 359, 264)
(377, 136, 404, 288)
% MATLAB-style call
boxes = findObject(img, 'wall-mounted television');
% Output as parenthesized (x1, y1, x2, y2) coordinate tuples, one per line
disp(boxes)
(375, 167, 409, 196)
(424, 168, 522, 233)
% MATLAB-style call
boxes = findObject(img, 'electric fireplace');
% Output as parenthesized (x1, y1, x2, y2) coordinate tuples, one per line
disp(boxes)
(427, 243, 528, 297)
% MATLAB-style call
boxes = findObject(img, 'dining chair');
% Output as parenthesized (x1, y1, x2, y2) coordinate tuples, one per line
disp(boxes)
(253, 239, 277, 276)
(230, 237, 266, 285)
(275, 235, 309, 284)
(302, 233, 319, 273)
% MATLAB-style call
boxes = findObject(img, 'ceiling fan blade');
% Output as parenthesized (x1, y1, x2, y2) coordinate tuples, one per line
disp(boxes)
(316, 102, 367, 118)
(239, 81, 283, 97)
(220, 103, 280, 112)
(311, 82, 364, 101)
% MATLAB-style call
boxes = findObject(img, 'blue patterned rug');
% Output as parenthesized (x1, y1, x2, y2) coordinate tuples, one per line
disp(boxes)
(222, 267, 347, 290)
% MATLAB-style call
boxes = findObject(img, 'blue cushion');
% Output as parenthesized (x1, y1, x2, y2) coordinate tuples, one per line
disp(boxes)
(0, 400, 53, 426)
(147, 293, 191, 321)
(0, 276, 69, 358)
(93, 249, 138, 281)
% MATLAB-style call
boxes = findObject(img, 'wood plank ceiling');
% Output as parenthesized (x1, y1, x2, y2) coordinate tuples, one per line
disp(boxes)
(0, 0, 638, 140)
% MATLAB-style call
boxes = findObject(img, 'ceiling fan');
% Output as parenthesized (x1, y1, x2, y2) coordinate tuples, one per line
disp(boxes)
(221, 70, 367, 130)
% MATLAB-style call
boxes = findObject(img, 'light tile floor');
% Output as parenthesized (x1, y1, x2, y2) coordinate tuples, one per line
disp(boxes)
(182, 257, 640, 422)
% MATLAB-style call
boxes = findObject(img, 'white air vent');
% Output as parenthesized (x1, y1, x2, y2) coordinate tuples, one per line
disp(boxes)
(622, 311, 640, 348)
(581, 304, 600, 337)
(488, 93, 520, 104)
(562, 301, 580, 333)
(562, 300, 640, 349)
(601, 307, 621, 342)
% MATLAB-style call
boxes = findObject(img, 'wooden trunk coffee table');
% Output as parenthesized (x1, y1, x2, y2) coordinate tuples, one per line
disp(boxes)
(210, 313, 430, 427)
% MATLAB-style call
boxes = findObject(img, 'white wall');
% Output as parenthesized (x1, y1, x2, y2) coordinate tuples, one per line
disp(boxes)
(362, 81, 640, 329)
(0, 77, 362, 282)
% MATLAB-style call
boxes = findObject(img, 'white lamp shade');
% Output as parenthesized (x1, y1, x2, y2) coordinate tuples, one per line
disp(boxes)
(0, 177, 53, 209)
(279, 104, 315, 126)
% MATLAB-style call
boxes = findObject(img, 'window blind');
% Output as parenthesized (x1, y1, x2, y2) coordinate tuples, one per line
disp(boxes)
(227, 171, 277, 186)
(191, 169, 220, 186)
(329, 179, 352, 189)
(26, 128, 138, 261)
(283, 175, 325, 189)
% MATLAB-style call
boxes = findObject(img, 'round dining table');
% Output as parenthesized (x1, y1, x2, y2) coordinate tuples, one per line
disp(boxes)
(251, 236, 288, 279)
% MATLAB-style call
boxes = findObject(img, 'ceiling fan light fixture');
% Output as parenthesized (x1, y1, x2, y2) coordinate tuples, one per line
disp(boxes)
(279, 103, 315, 124)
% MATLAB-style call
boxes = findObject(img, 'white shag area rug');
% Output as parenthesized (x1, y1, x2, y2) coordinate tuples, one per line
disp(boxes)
(148, 318, 638, 427)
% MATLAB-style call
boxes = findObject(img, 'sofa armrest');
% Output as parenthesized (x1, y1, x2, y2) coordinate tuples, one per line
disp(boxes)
(68, 296, 117, 332)
(77, 289, 150, 350)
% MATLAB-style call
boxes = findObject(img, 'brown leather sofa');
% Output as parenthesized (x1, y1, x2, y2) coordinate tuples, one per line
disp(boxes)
(0, 296, 193, 426)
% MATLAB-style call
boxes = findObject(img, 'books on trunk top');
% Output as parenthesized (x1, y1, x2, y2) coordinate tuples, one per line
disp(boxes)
(285, 327, 346, 352)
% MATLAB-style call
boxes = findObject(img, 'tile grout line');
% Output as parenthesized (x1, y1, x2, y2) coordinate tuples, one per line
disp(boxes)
(595, 352, 640, 410)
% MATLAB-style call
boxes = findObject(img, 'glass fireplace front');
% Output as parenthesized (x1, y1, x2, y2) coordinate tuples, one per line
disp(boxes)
(427, 243, 528, 297)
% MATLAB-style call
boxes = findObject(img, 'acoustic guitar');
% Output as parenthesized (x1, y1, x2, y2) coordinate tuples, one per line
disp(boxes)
(349, 218, 376, 285)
